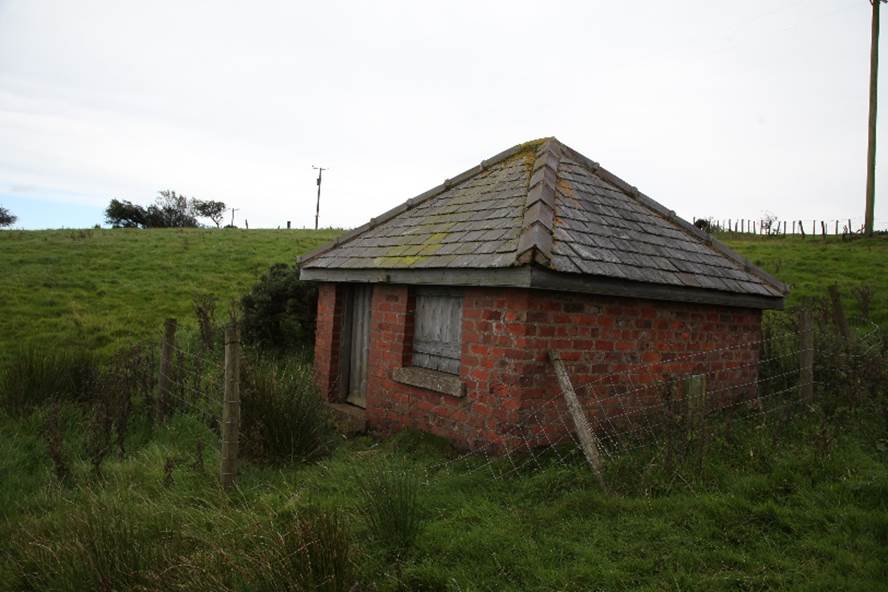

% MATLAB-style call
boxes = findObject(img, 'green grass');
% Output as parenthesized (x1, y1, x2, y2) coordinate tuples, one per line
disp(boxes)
(0, 228, 339, 363)
(0, 229, 886, 590)
(721, 234, 888, 326)
(0, 230, 884, 364)
(1, 404, 886, 591)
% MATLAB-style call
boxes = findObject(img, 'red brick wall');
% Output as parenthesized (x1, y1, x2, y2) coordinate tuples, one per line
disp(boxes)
(313, 282, 762, 450)
(313, 283, 345, 400)
(514, 290, 761, 444)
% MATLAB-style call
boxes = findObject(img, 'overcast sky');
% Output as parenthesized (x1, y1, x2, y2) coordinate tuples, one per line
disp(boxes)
(1, 0, 885, 230)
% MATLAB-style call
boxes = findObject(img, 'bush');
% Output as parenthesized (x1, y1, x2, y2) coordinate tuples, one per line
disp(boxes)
(0, 347, 99, 414)
(240, 357, 335, 464)
(241, 263, 318, 351)
(355, 460, 425, 555)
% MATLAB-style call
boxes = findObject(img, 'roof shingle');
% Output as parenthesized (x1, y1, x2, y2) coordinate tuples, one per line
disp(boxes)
(300, 138, 787, 301)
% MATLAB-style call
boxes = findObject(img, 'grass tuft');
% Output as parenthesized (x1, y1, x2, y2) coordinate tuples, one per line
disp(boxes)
(355, 459, 425, 556)
(240, 356, 336, 464)
(0, 346, 98, 414)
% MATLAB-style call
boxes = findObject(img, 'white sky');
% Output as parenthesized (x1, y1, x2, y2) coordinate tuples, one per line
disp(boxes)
(1, 0, 885, 230)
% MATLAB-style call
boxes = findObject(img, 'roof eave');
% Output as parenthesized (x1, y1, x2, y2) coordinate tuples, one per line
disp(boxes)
(299, 266, 784, 310)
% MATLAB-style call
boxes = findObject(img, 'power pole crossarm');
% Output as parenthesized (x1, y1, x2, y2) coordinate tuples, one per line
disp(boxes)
(313, 165, 328, 231)
(865, 0, 886, 237)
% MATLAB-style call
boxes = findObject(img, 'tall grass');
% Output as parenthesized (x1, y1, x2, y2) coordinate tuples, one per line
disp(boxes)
(0, 346, 98, 414)
(240, 356, 336, 464)
(239, 509, 357, 592)
(355, 460, 425, 555)
(7, 489, 190, 591)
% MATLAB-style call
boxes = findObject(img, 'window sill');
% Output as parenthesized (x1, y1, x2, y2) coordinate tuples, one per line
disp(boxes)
(392, 367, 465, 398)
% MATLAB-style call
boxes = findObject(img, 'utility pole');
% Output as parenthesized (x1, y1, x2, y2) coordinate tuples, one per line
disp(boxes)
(229, 207, 239, 227)
(313, 165, 327, 230)
(865, 0, 886, 237)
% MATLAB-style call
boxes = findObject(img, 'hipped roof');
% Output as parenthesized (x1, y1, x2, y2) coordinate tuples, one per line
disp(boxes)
(300, 138, 787, 309)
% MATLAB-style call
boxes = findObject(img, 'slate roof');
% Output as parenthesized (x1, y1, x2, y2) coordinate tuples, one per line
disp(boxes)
(300, 138, 787, 307)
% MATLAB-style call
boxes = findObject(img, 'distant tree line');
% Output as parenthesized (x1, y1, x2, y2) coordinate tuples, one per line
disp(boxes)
(105, 191, 227, 229)
(0, 206, 16, 228)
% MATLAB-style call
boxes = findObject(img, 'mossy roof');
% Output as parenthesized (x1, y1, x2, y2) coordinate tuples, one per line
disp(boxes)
(299, 138, 787, 303)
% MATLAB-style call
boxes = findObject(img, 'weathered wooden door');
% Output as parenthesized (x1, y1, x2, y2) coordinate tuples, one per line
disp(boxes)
(345, 285, 372, 408)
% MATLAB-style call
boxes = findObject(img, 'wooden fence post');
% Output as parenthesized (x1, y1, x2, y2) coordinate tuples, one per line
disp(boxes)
(827, 285, 851, 347)
(684, 374, 707, 437)
(548, 351, 607, 491)
(799, 221, 806, 238)
(157, 318, 177, 423)
(799, 309, 814, 403)
(220, 324, 241, 489)
(820, 221, 827, 239)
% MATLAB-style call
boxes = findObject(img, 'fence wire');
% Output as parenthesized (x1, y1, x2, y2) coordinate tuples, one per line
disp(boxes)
(422, 321, 882, 482)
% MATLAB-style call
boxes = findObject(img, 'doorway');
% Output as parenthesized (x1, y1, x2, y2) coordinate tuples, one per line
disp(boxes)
(341, 284, 372, 408)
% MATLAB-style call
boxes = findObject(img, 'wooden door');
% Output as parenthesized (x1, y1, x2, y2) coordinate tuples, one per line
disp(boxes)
(345, 285, 372, 408)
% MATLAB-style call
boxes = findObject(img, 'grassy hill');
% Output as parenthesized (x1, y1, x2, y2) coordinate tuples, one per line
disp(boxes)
(0, 229, 885, 363)
(0, 229, 886, 591)
(0, 228, 339, 362)
(722, 235, 888, 326)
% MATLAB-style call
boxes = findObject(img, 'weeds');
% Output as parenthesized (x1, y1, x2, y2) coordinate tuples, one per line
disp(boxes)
(42, 404, 72, 486)
(193, 293, 218, 351)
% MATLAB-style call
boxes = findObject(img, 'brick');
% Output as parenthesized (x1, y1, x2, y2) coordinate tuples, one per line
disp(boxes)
(313, 282, 763, 452)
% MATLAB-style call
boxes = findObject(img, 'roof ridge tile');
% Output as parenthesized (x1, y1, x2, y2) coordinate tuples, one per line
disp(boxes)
(516, 139, 561, 266)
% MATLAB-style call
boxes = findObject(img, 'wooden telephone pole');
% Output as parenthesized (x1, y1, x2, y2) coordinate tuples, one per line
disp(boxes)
(313, 165, 327, 230)
(865, 0, 886, 237)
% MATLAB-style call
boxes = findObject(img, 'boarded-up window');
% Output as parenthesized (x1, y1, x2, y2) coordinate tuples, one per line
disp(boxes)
(412, 288, 462, 375)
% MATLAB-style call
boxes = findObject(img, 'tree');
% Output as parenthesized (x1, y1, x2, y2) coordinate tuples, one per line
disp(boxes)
(193, 199, 227, 228)
(143, 190, 198, 228)
(105, 199, 146, 228)
(0, 206, 16, 228)
(104, 190, 200, 229)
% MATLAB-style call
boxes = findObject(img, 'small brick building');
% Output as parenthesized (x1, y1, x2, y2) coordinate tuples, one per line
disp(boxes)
(299, 138, 786, 449)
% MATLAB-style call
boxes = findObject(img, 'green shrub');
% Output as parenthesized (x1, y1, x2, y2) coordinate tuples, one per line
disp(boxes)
(0, 346, 98, 414)
(356, 460, 425, 555)
(241, 263, 318, 351)
(240, 356, 335, 464)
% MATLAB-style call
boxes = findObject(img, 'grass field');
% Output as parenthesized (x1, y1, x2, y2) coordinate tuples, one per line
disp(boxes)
(0, 229, 885, 363)
(719, 234, 888, 326)
(0, 229, 886, 591)
(0, 228, 339, 363)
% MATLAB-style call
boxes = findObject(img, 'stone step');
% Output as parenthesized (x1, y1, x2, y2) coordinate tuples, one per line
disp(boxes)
(327, 402, 367, 435)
